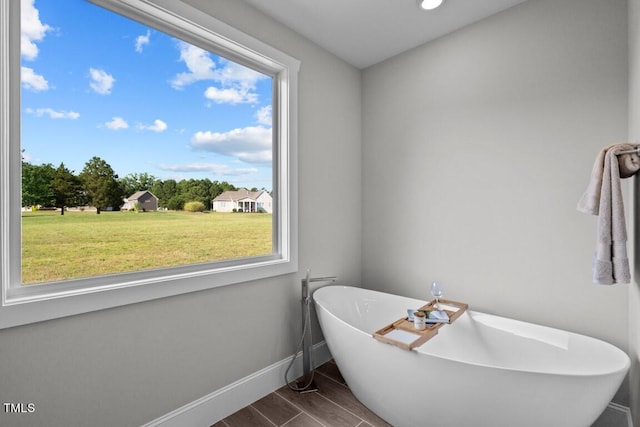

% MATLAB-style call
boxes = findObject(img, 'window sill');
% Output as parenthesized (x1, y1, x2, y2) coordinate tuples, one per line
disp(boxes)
(1, 256, 296, 329)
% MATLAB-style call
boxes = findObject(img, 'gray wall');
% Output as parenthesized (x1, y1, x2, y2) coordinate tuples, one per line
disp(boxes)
(2, 0, 637, 426)
(0, 1, 362, 426)
(630, 0, 640, 422)
(363, 0, 630, 403)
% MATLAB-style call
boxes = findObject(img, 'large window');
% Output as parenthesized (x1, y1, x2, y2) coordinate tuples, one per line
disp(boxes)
(0, 0, 299, 329)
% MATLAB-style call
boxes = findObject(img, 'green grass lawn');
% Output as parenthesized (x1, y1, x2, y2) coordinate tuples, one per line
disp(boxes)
(21, 210, 272, 285)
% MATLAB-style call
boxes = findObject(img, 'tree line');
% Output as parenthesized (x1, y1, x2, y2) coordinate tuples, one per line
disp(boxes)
(22, 156, 253, 213)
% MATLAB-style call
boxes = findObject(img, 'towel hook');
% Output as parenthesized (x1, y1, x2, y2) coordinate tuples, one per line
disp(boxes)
(615, 146, 640, 156)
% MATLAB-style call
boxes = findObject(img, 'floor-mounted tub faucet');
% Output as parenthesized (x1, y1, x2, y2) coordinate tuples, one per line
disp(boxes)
(292, 270, 337, 392)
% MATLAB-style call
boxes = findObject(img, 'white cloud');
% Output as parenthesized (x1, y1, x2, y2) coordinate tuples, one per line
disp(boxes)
(138, 119, 168, 132)
(21, 66, 49, 91)
(25, 107, 79, 120)
(191, 126, 272, 165)
(89, 68, 115, 95)
(135, 30, 150, 53)
(21, 151, 33, 162)
(157, 163, 257, 176)
(256, 105, 272, 125)
(215, 58, 264, 88)
(204, 87, 258, 105)
(104, 117, 128, 130)
(20, 0, 52, 61)
(170, 42, 266, 105)
(170, 43, 217, 89)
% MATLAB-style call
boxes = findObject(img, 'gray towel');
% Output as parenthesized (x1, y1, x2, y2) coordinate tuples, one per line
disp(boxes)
(577, 143, 640, 284)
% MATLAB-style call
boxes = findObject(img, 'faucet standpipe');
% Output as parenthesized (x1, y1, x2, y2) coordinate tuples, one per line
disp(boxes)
(294, 271, 337, 392)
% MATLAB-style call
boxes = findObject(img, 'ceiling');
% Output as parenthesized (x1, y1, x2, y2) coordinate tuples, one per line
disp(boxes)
(242, 0, 529, 69)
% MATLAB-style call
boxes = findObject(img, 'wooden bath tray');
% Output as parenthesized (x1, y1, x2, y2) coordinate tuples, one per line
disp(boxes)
(372, 299, 468, 350)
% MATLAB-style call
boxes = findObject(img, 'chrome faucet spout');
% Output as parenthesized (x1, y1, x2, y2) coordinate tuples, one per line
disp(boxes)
(307, 276, 337, 283)
(301, 270, 337, 302)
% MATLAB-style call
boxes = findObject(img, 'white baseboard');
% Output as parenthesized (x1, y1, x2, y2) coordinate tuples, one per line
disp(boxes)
(142, 341, 332, 427)
(607, 402, 634, 427)
(593, 402, 633, 427)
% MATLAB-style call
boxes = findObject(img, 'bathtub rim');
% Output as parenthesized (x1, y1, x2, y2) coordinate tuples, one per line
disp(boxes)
(313, 285, 631, 378)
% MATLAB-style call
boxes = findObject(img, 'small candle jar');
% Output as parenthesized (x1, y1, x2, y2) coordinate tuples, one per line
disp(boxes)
(413, 310, 426, 330)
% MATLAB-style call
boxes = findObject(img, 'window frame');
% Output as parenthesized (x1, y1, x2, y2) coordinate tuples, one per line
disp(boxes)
(0, 0, 299, 329)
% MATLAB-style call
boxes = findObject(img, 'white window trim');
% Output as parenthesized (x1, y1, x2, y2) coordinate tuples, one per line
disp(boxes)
(0, 0, 299, 329)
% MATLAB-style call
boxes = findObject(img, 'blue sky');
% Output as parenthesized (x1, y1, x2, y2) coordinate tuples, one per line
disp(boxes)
(20, 0, 274, 190)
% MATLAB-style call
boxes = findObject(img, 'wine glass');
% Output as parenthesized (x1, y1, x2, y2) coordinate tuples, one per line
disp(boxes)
(430, 281, 444, 310)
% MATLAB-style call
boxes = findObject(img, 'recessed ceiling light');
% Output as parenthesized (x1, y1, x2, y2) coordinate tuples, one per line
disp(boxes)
(418, 0, 444, 10)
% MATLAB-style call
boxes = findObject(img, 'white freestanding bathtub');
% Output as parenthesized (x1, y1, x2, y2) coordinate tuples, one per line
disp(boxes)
(313, 286, 629, 427)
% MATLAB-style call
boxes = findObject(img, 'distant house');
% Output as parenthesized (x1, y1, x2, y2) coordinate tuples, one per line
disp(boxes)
(212, 189, 272, 213)
(122, 190, 158, 211)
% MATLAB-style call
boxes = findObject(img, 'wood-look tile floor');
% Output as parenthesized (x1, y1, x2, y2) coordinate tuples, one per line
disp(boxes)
(211, 359, 624, 427)
(211, 360, 391, 427)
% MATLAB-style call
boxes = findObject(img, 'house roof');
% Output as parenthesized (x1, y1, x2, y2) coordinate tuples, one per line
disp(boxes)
(213, 189, 267, 202)
(126, 190, 158, 201)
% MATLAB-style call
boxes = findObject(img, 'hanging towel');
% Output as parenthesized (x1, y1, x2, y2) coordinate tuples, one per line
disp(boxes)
(577, 143, 640, 284)
(577, 143, 640, 215)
